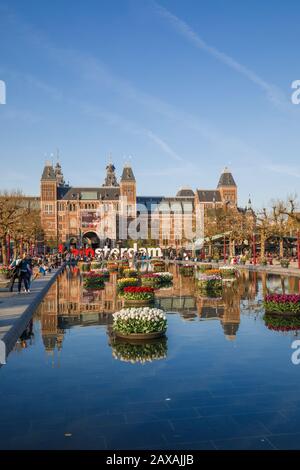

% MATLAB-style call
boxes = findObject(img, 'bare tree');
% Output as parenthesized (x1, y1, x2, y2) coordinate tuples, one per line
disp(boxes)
(0, 191, 25, 264)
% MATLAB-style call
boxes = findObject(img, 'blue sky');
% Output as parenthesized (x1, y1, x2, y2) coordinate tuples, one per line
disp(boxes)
(0, 0, 300, 208)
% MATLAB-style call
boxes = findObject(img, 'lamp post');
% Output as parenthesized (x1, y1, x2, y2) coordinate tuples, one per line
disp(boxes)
(253, 232, 257, 265)
(223, 234, 226, 264)
(7, 232, 10, 264)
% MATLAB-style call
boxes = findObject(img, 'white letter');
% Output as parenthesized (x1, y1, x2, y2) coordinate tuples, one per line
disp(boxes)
(0, 80, 6, 105)
(0, 340, 6, 364)
(291, 340, 300, 365)
(291, 80, 300, 104)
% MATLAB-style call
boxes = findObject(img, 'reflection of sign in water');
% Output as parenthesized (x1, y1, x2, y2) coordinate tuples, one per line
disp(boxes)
(0, 340, 6, 364)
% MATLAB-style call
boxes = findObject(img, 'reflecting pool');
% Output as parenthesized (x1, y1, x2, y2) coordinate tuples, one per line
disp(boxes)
(1, 264, 300, 450)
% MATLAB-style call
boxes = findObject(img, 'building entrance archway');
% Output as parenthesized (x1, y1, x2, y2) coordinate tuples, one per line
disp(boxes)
(82, 231, 100, 250)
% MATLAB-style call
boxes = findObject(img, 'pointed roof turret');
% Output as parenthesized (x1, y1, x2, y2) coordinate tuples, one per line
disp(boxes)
(41, 161, 56, 181)
(121, 163, 135, 182)
(103, 162, 119, 187)
(54, 161, 65, 186)
(217, 167, 236, 187)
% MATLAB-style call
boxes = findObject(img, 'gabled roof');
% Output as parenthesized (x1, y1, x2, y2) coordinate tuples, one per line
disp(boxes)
(60, 187, 120, 201)
(176, 188, 195, 198)
(121, 165, 135, 182)
(217, 167, 236, 187)
(196, 189, 222, 203)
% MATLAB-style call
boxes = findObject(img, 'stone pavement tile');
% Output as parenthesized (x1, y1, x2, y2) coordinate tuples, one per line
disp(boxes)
(165, 415, 269, 444)
(267, 433, 300, 450)
(103, 420, 172, 449)
(213, 436, 274, 450)
(125, 407, 199, 424)
(106, 399, 171, 414)
(83, 412, 127, 427)
(8, 429, 107, 450)
(238, 411, 300, 435)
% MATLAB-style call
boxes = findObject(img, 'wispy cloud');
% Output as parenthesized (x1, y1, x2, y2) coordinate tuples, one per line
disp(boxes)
(70, 53, 266, 163)
(265, 164, 300, 178)
(153, 2, 287, 108)
(0, 4, 272, 168)
(80, 103, 183, 162)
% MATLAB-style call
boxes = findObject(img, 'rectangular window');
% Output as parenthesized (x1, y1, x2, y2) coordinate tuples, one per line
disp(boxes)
(44, 204, 53, 214)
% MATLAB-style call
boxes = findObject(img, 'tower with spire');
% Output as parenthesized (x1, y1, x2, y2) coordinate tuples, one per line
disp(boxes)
(54, 161, 65, 186)
(40, 161, 58, 241)
(120, 163, 136, 218)
(103, 163, 119, 187)
(217, 167, 237, 206)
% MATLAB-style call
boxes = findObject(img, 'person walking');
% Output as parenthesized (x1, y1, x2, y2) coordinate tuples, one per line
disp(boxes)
(18, 254, 31, 294)
(9, 255, 22, 292)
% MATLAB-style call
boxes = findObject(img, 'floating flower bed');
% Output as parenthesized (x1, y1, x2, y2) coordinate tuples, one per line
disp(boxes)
(118, 259, 129, 266)
(97, 268, 110, 279)
(82, 268, 109, 279)
(122, 268, 139, 278)
(111, 338, 167, 363)
(152, 260, 166, 272)
(219, 266, 238, 278)
(198, 263, 213, 272)
(154, 272, 173, 286)
(264, 294, 300, 315)
(198, 275, 222, 296)
(112, 307, 167, 337)
(264, 314, 300, 331)
(204, 269, 221, 276)
(107, 262, 118, 272)
(141, 273, 161, 288)
(179, 265, 194, 277)
(117, 277, 140, 293)
(120, 286, 155, 305)
(80, 262, 91, 272)
(90, 262, 102, 270)
(83, 273, 105, 289)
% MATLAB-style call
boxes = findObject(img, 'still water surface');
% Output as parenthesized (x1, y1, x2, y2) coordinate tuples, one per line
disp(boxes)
(1, 265, 300, 450)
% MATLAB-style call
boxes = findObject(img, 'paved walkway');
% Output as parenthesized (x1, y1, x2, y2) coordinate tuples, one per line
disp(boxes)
(0, 267, 63, 365)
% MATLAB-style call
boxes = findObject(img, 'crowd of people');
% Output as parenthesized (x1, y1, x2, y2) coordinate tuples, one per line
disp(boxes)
(5, 245, 299, 296)
(8, 253, 62, 294)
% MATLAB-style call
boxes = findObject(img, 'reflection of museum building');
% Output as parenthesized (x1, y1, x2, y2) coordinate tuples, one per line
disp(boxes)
(153, 265, 242, 340)
(37, 267, 244, 355)
(40, 160, 240, 249)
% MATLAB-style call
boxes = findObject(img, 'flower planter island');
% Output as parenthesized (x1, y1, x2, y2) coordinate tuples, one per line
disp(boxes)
(264, 294, 300, 316)
(82, 272, 105, 289)
(112, 307, 167, 340)
(152, 260, 166, 273)
(117, 277, 140, 293)
(141, 273, 161, 288)
(155, 272, 173, 287)
(179, 265, 194, 277)
(120, 286, 155, 306)
(198, 274, 222, 297)
(219, 266, 238, 279)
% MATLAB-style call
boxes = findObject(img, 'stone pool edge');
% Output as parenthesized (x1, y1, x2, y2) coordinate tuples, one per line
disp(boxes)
(0, 265, 65, 365)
